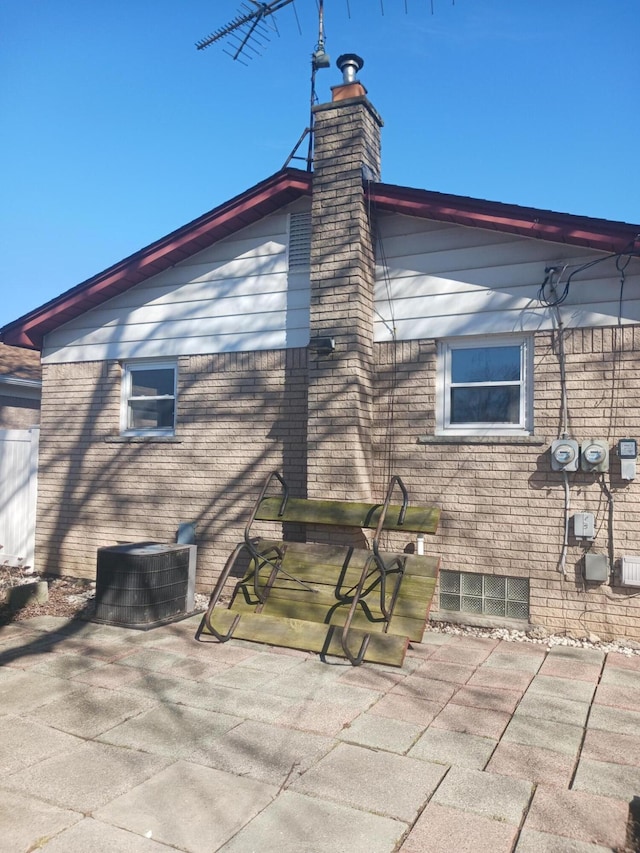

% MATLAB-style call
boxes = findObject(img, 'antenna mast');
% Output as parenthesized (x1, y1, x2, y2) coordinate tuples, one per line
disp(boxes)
(197, 1, 332, 171)
(284, 0, 330, 171)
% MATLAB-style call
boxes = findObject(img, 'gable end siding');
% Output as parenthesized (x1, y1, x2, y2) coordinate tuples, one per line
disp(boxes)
(42, 202, 312, 364)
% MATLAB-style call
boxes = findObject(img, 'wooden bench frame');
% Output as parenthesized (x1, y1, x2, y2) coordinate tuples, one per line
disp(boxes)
(196, 471, 440, 665)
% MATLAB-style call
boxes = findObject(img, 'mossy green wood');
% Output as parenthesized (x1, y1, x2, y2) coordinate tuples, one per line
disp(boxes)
(200, 526, 440, 666)
(228, 539, 438, 644)
(248, 540, 439, 584)
(200, 609, 410, 667)
(256, 496, 440, 534)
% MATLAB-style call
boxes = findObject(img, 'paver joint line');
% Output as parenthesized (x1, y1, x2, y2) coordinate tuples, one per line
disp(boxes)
(510, 778, 539, 853)
(567, 649, 607, 791)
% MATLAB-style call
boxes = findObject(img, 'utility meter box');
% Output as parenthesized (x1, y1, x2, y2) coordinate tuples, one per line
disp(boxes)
(573, 512, 595, 540)
(618, 439, 638, 480)
(551, 439, 579, 471)
(581, 439, 609, 473)
(583, 553, 609, 583)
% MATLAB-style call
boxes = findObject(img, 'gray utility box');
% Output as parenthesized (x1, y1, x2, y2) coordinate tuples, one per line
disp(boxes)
(583, 552, 609, 583)
(94, 542, 197, 628)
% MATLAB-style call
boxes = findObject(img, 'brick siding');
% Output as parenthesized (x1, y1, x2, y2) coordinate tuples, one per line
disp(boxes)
(308, 95, 383, 503)
(373, 327, 640, 641)
(36, 351, 308, 591)
(37, 325, 640, 640)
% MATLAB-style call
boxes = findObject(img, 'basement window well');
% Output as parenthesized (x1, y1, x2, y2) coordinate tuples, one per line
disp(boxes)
(439, 570, 529, 620)
(121, 361, 177, 437)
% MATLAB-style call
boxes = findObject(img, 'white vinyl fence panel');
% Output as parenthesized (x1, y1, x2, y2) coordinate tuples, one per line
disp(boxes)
(0, 428, 39, 568)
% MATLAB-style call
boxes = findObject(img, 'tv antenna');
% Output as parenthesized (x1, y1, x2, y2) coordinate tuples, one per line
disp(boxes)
(196, 1, 457, 62)
(196, 2, 456, 168)
(197, 1, 331, 171)
(196, 0, 298, 64)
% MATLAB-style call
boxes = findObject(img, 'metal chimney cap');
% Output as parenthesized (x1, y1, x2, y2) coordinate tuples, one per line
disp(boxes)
(336, 53, 364, 84)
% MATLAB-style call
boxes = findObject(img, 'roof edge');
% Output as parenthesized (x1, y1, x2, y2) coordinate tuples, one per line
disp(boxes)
(3, 170, 638, 351)
(1, 168, 312, 351)
(369, 181, 640, 253)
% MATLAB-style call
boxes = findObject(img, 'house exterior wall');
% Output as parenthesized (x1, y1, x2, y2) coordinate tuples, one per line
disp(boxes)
(35, 322, 640, 640)
(28, 78, 640, 644)
(35, 350, 308, 589)
(373, 326, 640, 640)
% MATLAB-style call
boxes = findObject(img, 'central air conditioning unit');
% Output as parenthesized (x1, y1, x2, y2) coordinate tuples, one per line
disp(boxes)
(94, 542, 196, 628)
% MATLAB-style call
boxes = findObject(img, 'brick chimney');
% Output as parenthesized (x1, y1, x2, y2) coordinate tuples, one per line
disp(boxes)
(307, 54, 383, 503)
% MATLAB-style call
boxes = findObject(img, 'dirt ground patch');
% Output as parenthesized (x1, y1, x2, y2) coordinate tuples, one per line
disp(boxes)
(0, 563, 212, 627)
(0, 563, 96, 625)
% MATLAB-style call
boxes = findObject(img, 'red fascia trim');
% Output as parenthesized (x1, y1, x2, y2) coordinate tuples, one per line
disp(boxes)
(368, 183, 640, 254)
(1, 169, 312, 350)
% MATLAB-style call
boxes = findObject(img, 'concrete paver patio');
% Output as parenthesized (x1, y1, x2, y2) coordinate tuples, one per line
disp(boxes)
(1, 614, 640, 851)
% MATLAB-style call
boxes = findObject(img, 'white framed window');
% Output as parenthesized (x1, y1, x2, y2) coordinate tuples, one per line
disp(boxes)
(436, 335, 533, 436)
(120, 361, 177, 436)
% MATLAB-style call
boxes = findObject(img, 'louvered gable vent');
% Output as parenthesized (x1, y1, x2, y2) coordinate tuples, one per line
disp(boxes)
(288, 212, 312, 271)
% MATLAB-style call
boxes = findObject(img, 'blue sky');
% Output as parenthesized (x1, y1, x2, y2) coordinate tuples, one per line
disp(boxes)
(2, 0, 638, 330)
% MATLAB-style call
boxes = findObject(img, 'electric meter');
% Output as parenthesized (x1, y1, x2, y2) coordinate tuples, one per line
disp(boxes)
(584, 445, 606, 465)
(618, 439, 638, 459)
(551, 439, 579, 471)
(581, 439, 609, 473)
(618, 438, 638, 480)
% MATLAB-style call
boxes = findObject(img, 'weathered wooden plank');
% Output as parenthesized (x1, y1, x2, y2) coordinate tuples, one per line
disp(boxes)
(401, 554, 441, 578)
(386, 615, 428, 642)
(233, 544, 435, 622)
(234, 595, 389, 631)
(200, 609, 409, 666)
(394, 576, 437, 601)
(231, 584, 432, 637)
(255, 497, 440, 534)
(392, 593, 436, 621)
(246, 541, 438, 580)
(245, 540, 365, 573)
(205, 530, 440, 663)
(248, 581, 362, 606)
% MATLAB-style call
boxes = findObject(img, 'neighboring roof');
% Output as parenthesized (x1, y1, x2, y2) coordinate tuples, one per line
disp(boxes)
(2, 167, 638, 351)
(0, 343, 41, 382)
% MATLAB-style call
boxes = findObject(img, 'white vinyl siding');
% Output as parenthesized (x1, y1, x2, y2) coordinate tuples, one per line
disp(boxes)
(41, 204, 640, 364)
(0, 428, 39, 567)
(42, 201, 311, 364)
(373, 214, 640, 342)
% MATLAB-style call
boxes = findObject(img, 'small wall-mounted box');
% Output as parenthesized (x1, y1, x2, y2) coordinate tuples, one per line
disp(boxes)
(573, 512, 595, 540)
(618, 439, 638, 480)
(583, 553, 609, 583)
(621, 556, 640, 587)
